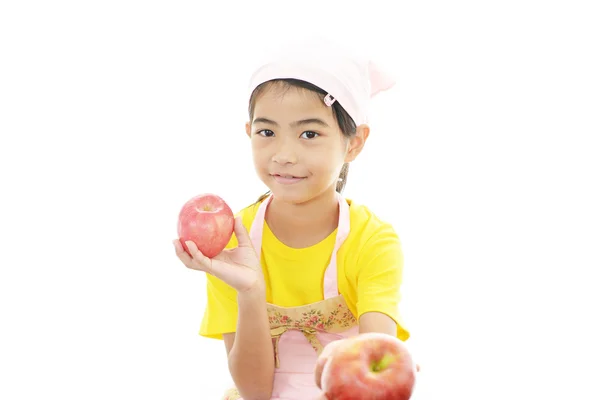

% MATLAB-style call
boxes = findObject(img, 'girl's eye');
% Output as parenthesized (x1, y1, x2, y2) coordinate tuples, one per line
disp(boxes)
(257, 129, 275, 137)
(301, 131, 319, 139)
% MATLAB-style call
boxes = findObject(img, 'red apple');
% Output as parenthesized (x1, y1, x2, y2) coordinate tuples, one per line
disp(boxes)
(177, 193, 234, 258)
(315, 333, 417, 400)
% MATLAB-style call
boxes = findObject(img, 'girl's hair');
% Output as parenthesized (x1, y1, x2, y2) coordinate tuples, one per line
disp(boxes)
(248, 79, 357, 204)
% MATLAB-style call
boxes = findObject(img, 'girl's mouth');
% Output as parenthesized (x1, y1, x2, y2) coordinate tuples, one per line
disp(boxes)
(271, 174, 306, 185)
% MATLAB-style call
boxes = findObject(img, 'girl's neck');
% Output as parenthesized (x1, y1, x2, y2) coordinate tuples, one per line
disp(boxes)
(265, 189, 340, 249)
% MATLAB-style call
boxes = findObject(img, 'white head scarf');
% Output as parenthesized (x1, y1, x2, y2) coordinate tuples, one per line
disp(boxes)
(247, 36, 396, 126)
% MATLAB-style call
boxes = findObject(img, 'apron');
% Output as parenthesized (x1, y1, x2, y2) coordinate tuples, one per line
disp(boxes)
(222, 192, 359, 400)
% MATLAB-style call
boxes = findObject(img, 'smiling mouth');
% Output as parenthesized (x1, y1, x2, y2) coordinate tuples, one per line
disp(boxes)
(271, 174, 306, 184)
(271, 174, 305, 179)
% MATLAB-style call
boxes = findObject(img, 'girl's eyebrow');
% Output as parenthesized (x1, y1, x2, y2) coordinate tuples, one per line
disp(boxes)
(253, 117, 330, 128)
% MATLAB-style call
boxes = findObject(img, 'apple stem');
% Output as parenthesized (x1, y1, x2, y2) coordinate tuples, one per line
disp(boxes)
(371, 354, 396, 372)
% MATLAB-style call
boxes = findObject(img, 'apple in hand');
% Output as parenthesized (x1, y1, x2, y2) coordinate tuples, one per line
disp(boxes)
(315, 333, 417, 400)
(177, 193, 234, 258)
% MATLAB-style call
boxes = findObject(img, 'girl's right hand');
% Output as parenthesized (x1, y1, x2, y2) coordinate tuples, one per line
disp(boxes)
(173, 216, 264, 293)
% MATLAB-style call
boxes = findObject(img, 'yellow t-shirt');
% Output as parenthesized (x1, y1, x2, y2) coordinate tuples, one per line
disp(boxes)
(199, 197, 410, 341)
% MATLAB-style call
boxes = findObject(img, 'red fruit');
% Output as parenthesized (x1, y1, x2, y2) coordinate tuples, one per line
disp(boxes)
(177, 193, 234, 258)
(315, 333, 417, 400)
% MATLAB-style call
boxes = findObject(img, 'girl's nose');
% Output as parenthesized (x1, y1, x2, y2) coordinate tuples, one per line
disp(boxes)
(272, 141, 298, 165)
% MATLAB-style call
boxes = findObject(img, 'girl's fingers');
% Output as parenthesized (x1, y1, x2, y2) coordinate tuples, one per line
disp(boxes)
(320, 338, 344, 358)
(173, 239, 194, 268)
(315, 339, 344, 389)
(233, 216, 253, 248)
(183, 240, 213, 274)
(173, 239, 211, 273)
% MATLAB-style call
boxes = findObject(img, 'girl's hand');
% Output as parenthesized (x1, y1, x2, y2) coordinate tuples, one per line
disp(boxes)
(173, 216, 264, 293)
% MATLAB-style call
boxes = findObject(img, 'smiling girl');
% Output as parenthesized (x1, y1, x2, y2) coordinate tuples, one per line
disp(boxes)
(174, 37, 413, 400)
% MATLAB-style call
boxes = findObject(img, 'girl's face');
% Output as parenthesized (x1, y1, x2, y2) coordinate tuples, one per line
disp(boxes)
(246, 85, 364, 204)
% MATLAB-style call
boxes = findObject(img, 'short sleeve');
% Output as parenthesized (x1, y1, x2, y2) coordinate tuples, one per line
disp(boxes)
(356, 225, 410, 341)
(199, 274, 239, 340)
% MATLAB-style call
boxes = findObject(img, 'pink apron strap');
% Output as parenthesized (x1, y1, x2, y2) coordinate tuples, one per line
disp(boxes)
(249, 194, 273, 256)
(322, 192, 350, 299)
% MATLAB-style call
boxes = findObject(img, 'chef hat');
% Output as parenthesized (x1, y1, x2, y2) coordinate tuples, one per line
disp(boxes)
(247, 36, 396, 126)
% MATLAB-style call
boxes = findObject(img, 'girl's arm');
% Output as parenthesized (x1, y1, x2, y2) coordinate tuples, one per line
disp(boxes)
(174, 218, 274, 399)
(358, 312, 421, 372)
(358, 311, 397, 335)
(223, 285, 274, 400)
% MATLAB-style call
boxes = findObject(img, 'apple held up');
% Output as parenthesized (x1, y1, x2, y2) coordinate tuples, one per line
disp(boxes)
(315, 332, 417, 400)
(177, 193, 235, 258)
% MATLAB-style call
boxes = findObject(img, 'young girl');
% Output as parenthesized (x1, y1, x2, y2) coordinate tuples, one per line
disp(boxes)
(173, 37, 414, 400)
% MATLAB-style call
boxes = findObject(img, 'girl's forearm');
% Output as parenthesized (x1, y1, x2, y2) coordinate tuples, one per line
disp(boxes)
(228, 286, 274, 400)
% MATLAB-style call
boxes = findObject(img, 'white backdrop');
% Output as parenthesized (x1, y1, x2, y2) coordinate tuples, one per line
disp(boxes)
(1, 1, 599, 399)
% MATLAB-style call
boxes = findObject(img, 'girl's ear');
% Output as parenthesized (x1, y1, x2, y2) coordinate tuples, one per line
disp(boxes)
(245, 122, 251, 138)
(344, 124, 370, 162)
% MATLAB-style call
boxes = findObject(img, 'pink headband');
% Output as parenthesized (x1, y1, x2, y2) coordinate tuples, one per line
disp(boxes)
(247, 37, 396, 126)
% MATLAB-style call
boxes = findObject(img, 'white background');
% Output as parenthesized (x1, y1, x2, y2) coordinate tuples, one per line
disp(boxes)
(1, 1, 599, 399)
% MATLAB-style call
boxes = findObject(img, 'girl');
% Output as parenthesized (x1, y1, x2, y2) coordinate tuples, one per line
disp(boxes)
(173, 38, 414, 399)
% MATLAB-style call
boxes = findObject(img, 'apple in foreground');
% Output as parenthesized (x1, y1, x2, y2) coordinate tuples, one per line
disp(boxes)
(315, 333, 417, 400)
(177, 193, 234, 258)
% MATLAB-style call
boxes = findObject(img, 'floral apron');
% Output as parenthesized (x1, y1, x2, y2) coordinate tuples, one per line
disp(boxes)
(222, 193, 359, 399)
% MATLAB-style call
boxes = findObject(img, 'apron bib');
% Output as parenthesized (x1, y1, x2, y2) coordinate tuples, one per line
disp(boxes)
(223, 193, 358, 400)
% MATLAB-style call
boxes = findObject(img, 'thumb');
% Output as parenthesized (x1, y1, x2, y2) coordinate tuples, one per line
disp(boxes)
(233, 216, 253, 247)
